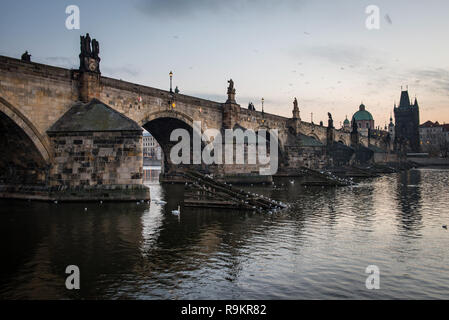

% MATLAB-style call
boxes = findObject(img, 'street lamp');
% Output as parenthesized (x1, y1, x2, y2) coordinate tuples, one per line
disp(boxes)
(261, 98, 265, 123)
(169, 71, 173, 93)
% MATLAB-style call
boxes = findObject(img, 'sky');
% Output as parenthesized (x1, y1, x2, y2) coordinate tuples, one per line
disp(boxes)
(1, 0, 449, 127)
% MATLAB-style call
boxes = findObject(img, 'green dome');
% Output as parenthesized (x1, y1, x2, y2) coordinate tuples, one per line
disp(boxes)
(343, 118, 350, 125)
(353, 104, 374, 121)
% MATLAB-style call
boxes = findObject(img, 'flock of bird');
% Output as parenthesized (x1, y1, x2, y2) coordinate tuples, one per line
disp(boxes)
(50, 187, 447, 229)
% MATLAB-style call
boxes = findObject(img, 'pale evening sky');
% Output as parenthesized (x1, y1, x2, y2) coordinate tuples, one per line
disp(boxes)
(1, 0, 449, 127)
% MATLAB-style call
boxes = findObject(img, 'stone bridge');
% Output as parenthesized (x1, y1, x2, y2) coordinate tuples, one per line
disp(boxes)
(0, 35, 389, 201)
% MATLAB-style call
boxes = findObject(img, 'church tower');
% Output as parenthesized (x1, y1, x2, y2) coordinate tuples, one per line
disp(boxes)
(393, 88, 420, 153)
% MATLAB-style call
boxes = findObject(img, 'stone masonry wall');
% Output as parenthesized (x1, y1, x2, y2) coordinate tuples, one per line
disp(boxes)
(48, 131, 143, 187)
(285, 145, 326, 170)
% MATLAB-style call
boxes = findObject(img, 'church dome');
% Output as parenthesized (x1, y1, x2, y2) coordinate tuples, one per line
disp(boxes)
(343, 117, 350, 125)
(353, 104, 374, 121)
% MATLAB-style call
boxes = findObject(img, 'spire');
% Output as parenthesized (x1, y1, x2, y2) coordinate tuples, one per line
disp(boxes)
(399, 89, 411, 108)
(414, 97, 419, 108)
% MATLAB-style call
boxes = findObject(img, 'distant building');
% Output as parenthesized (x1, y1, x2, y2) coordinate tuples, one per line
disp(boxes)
(143, 131, 162, 160)
(419, 121, 449, 157)
(342, 116, 351, 132)
(394, 89, 420, 153)
(352, 103, 374, 136)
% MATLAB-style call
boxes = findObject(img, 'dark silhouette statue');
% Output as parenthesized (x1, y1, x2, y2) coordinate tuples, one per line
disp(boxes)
(21, 51, 31, 62)
(352, 117, 358, 133)
(79, 33, 101, 73)
(92, 39, 100, 59)
(227, 79, 235, 94)
(328, 112, 333, 128)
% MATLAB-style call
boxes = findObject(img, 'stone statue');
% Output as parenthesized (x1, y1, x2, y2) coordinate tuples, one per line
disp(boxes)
(328, 112, 333, 128)
(293, 97, 298, 110)
(175, 86, 180, 94)
(227, 79, 235, 94)
(248, 102, 255, 111)
(352, 117, 358, 133)
(79, 33, 100, 73)
(21, 51, 31, 62)
(80, 36, 86, 56)
(85, 33, 92, 55)
(92, 39, 100, 59)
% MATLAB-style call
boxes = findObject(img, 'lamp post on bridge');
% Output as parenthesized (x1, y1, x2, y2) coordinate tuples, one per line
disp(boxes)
(169, 71, 173, 93)
(261, 97, 265, 123)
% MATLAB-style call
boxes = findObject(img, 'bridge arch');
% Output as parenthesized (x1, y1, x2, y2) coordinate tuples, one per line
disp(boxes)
(306, 132, 322, 143)
(0, 97, 52, 185)
(139, 110, 210, 175)
(337, 136, 347, 145)
(252, 124, 288, 168)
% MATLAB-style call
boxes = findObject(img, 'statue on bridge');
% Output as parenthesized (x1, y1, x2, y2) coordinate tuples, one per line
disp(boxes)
(328, 112, 334, 128)
(352, 117, 358, 133)
(226, 79, 236, 103)
(227, 79, 235, 94)
(21, 51, 31, 62)
(92, 39, 100, 59)
(79, 33, 101, 73)
(292, 98, 300, 119)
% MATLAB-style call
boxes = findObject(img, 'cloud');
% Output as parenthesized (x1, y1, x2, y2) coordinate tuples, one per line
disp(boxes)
(409, 68, 449, 96)
(102, 65, 141, 78)
(136, 0, 304, 18)
(301, 44, 379, 67)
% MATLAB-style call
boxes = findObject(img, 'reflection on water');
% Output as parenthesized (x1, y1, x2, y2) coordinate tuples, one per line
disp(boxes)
(1, 168, 449, 299)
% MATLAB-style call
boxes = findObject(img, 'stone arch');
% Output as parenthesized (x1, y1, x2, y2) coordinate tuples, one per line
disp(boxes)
(337, 136, 347, 145)
(0, 97, 52, 185)
(140, 110, 195, 129)
(306, 132, 321, 142)
(253, 124, 288, 168)
(0, 97, 52, 163)
(140, 110, 213, 176)
(140, 109, 212, 141)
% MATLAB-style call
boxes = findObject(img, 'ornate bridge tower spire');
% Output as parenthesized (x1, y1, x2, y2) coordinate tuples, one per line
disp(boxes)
(78, 33, 102, 102)
(79, 33, 101, 73)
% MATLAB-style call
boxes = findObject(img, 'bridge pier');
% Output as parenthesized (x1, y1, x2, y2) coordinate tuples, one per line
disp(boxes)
(43, 99, 149, 201)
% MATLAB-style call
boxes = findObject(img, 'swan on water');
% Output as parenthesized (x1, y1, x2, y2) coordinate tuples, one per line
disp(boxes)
(172, 205, 181, 215)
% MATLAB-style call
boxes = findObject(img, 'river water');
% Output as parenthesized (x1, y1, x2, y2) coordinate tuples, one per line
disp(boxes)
(1, 168, 448, 299)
